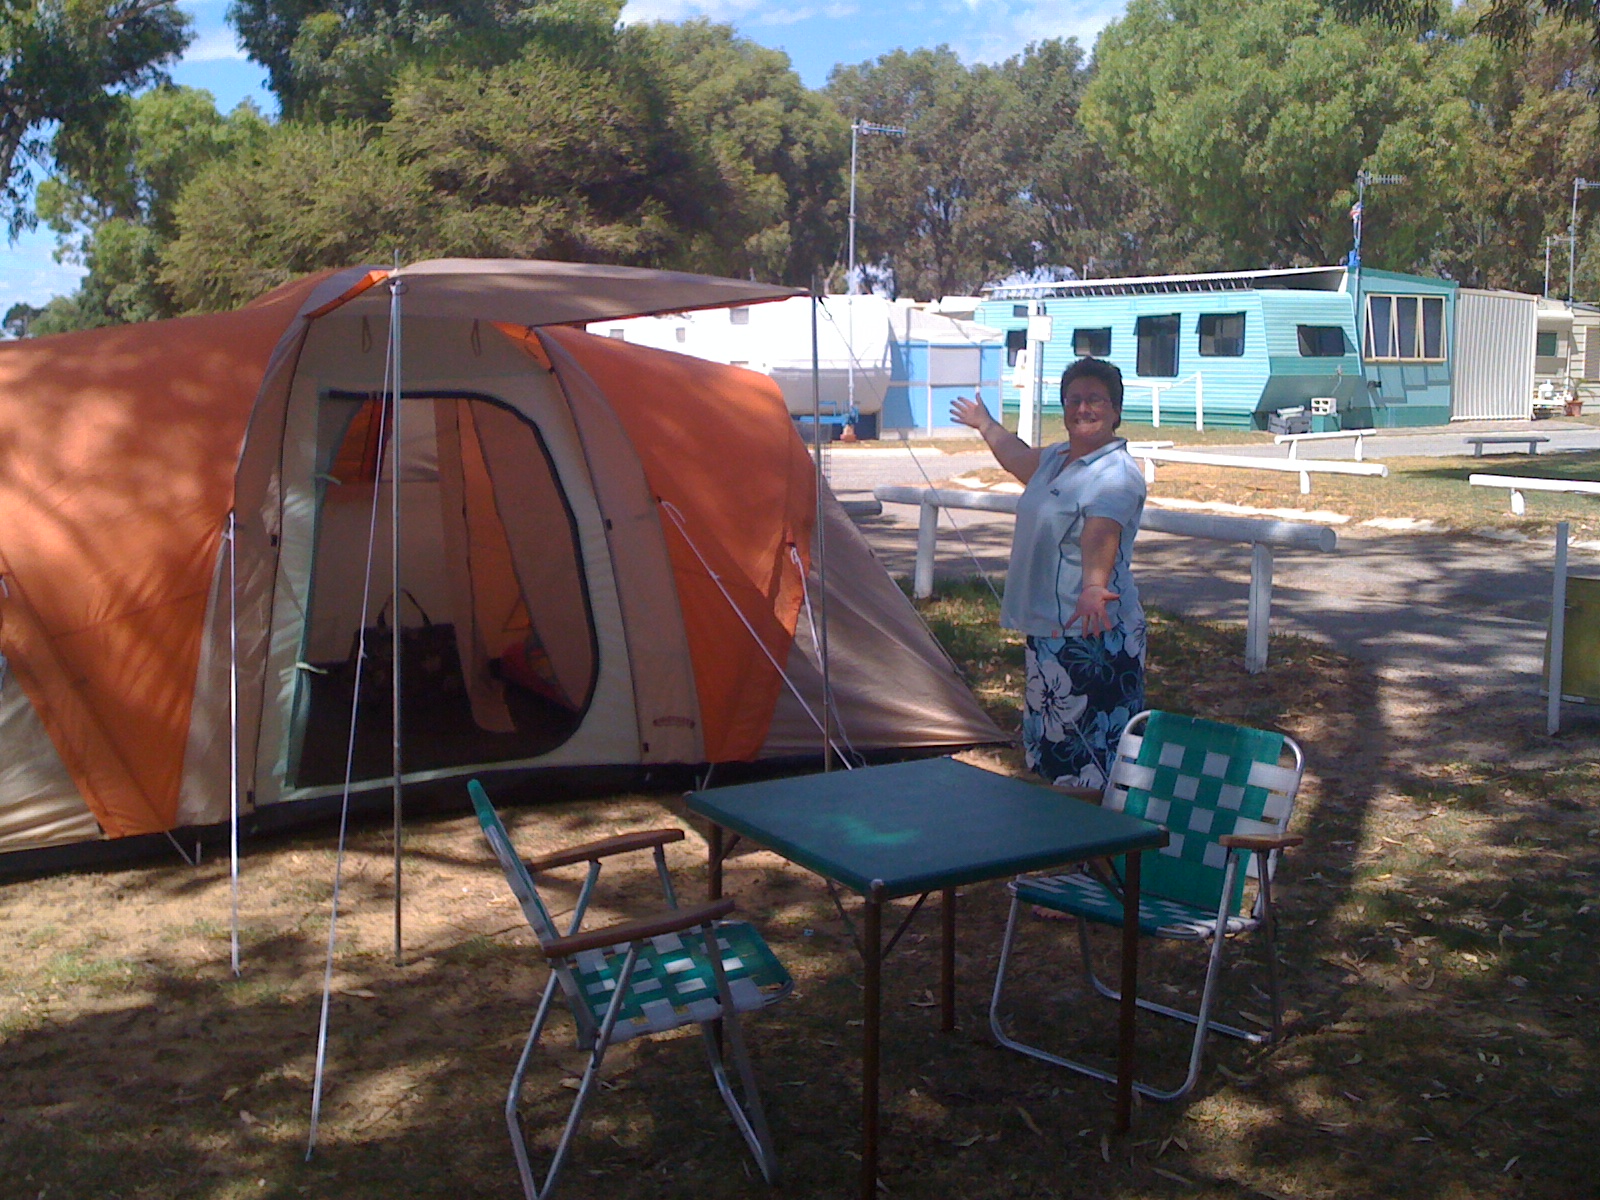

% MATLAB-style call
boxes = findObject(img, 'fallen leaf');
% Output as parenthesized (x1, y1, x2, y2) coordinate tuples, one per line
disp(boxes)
(1100, 1133, 1111, 1163)
(239, 1111, 258, 1126)
(339, 988, 378, 999)
(909, 990, 938, 1008)
(952, 1134, 982, 1148)
(1504, 1155, 1521, 1174)
(1150, 1166, 1196, 1186)
(222, 1085, 241, 1102)
(1016, 1106, 1042, 1136)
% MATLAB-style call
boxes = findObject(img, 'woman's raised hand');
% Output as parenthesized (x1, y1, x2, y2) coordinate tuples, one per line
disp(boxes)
(950, 392, 992, 432)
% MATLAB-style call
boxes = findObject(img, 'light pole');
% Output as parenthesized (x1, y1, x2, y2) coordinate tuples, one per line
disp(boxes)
(844, 119, 905, 429)
(1568, 177, 1600, 302)
(846, 120, 906, 296)
(1546, 235, 1574, 298)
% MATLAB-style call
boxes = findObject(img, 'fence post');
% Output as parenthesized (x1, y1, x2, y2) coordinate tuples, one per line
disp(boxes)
(1151, 383, 1162, 428)
(915, 498, 940, 599)
(1245, 542, 1274, 673)
(1194, 372, 1204, 432)
(1549, 521, 1569, 735)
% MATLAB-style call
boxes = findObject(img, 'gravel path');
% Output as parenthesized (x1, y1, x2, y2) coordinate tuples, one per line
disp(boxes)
(825, 433, 1600, 750)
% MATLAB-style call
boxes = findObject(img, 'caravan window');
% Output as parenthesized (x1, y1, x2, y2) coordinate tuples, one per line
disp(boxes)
(1073, 327, 1112, 357)
(1297, 325, 1347, 356)
(1197, 312, 1245, 357)
(1364, 294, 1446, 362)
(1005, 327, 1027, 367)
(1135, 314, 1180, 377)
(1537, 331, 1560, 358)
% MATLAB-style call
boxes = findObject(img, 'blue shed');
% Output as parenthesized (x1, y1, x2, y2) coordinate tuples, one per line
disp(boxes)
(976, 267, 1364, 430)
(877, 306, 1005, 436)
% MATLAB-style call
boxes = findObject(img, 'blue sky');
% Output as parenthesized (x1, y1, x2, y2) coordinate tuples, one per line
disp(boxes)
(0, 0, 1126, 313)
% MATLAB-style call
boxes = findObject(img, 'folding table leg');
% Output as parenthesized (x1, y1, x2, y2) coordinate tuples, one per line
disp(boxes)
(941, 886, 956, 1033)
(1115, 850, 1142, 1134)
(861, 883, 883, 1200)
(708, 823, 724, 901)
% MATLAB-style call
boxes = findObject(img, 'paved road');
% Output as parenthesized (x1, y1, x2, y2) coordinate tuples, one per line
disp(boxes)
(824, 431, 1600, 743)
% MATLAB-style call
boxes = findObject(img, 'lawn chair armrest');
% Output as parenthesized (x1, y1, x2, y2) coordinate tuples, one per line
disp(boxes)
(542, 898, 738, 959)
(1218, 833, 1304, 851)
(1051, 785, 1105, 803)
(525, 828, 687, 872)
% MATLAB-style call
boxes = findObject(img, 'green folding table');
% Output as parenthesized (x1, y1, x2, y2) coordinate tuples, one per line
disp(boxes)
(687, 756, 1168, 1199)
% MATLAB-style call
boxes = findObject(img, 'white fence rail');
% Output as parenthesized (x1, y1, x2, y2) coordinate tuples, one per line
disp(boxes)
(1469, 473, 1600, 515)
(1274, 429, 1369, 461)
(1128, 446, 1389, 496)
(874, 485, 1338, 673)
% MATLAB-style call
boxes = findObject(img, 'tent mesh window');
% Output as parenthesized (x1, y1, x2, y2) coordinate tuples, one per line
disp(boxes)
(289, 392, 594, 786)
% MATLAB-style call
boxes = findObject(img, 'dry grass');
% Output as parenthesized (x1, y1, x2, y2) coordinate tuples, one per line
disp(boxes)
(2, 591, 1598, 1199)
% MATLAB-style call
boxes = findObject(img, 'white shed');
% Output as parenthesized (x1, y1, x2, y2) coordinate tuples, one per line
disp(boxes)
(1453, 289, 1536, 420)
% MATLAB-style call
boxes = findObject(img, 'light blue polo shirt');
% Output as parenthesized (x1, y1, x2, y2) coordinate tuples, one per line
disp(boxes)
(999, 438, 1146, 639)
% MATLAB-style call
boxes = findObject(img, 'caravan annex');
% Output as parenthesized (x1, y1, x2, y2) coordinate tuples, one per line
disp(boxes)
(0, 260, 1001, 864)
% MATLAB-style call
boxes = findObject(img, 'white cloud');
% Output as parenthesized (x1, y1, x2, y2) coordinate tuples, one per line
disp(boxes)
(182, 27, 247, 63)
(620, 0, 765, 23)
(951, 0, 1124, 65)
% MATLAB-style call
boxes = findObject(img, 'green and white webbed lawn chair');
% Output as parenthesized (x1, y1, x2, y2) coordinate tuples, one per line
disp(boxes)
(989, 710, 1305, 1101)
(468, 779, 793, 1199)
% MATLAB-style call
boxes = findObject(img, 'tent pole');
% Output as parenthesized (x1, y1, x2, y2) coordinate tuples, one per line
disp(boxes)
(811, 292, 834, 771)
(388, 276, 406, 965)
(228, 509, 241, 978)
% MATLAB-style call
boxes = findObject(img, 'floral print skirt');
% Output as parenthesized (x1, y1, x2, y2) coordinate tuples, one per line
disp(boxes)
(1022, 629, 1146, 791)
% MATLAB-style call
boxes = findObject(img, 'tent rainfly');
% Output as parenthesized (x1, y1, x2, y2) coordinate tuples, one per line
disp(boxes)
(0, 259, 1003, 869)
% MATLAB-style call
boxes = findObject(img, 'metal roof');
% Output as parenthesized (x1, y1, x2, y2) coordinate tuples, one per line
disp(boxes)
(983, 265, 1348, 300)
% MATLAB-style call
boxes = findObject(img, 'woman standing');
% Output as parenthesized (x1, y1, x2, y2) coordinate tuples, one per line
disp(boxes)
(950, 357, 1146, 791)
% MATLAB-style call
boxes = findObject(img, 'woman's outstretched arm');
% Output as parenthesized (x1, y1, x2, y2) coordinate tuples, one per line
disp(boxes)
(950, 392, 1042, 483)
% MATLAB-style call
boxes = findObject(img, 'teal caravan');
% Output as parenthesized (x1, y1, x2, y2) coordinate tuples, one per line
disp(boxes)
(1350, 268, 1457, 428)
(976, 267, 1363, 430)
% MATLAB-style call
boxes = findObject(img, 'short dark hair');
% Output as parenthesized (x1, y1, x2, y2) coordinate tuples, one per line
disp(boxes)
(1060, 356, 1124, 410)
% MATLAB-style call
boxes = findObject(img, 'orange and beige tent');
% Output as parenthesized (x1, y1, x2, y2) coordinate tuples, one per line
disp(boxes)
(0, 259, 1001, 868)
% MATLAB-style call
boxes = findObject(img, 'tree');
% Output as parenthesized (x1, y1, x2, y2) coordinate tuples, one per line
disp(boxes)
(2, 299, 44, 336)
(1335, 0, 1600, 58)
(624, 19, 847, 285)
(995, 38, 1196, 279)
(161, 21, 845, 309)
(227, 0, 620, 121)
(826, 47, 1033, 297)
(1082, 0, 1479, 272)
(161, 122, 433, 311)
(28, 86, 268, 330)
(0, 0, 190, 235)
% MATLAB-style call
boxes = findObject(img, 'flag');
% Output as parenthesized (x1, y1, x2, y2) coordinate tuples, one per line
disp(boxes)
(1350, 201, 1363, 222)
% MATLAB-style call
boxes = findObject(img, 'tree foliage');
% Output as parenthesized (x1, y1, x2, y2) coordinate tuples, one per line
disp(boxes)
(0, 0, 190, 235)
(228, 0, 620, 120)
(30, 86, 267, 330)
(1083, 0, 1479, 272)
(21, 0, 1600, 328)
(157, 18, 847, 310)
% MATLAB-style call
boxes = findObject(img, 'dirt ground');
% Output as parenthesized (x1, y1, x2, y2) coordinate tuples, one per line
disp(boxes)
(3, 603, 1599, 1199)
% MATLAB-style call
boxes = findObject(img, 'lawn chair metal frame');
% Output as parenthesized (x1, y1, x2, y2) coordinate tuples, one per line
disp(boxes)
(468, 780, 792, 1198)
(989, 710, 1304, 1101)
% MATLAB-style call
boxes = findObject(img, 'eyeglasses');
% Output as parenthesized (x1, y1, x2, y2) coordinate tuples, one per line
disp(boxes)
(1062, 393, 1114, 410)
